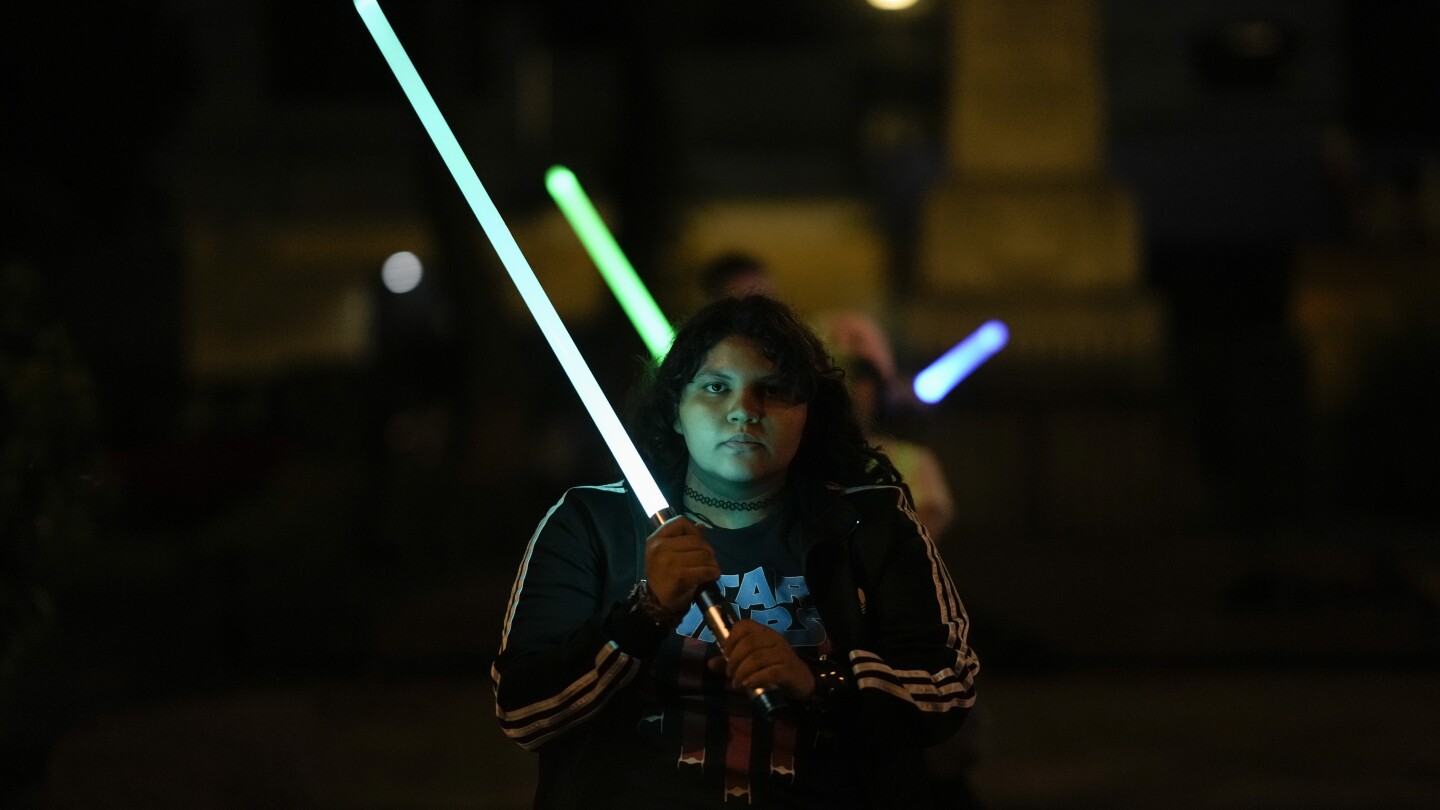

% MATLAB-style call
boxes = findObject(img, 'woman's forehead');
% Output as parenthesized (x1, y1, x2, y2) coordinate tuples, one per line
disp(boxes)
(695, 335, 774, 372)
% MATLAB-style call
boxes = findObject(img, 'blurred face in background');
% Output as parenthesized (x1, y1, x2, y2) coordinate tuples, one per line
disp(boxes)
(718, 269, 773, 299)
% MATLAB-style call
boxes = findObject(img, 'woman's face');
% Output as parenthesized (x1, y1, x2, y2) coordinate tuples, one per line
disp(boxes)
(675, 335, 808, 498)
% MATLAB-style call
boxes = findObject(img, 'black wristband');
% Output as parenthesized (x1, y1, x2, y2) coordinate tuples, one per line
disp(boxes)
(603, 581, 676, 657)
(633, 580, 683, 629)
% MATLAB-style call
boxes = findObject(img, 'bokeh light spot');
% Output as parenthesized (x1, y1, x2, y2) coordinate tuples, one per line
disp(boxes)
(381, 251, 423, 294)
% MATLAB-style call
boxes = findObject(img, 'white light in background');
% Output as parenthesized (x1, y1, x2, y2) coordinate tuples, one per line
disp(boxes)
(867, 0, 920, 10)
(382, 251, 423, 293)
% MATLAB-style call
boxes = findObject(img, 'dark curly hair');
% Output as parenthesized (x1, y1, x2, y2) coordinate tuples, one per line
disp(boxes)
(625, 296, 898, 506)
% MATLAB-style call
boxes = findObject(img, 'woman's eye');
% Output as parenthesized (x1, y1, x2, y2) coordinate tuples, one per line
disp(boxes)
(763, 383, 795, 401)
(703, 382, 727, 394)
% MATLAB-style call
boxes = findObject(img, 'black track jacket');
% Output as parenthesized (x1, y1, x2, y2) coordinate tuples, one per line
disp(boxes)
(492, 480, 978, 808)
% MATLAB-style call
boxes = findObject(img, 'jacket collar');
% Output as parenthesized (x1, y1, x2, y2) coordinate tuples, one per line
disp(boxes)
(801, 482, 862, 545)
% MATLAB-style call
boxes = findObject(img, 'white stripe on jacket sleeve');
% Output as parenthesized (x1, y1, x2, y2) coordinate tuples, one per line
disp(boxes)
(840, 484, 979, 713)
(492, 482, 636, 750)
(493, 642, 640, 750)
(849, 650, 978, 712)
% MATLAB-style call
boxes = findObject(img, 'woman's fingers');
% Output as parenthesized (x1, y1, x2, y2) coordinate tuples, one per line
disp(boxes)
(719, 620, 815, 700)
(645, 517, 720, 613)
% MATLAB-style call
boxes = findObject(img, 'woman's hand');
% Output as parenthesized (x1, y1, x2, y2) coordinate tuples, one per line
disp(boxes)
(644, 515, 721, 617)
(711, 620, 816, 702)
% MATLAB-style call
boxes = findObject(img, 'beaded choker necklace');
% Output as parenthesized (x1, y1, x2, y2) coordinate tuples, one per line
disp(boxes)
(684, 485, 780, 513)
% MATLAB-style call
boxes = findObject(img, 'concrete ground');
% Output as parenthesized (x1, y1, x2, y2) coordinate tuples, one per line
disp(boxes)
(24, 507, 1440, 809)
(35, 666, 1440, 809)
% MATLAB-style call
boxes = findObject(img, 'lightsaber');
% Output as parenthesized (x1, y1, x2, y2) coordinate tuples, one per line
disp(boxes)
(913, 320, 1009, 404)
(353, 0, 663, 517)
(354, 0, 782, 717)
(543, 163, 1008, 406)
(545, 165, 674, 360)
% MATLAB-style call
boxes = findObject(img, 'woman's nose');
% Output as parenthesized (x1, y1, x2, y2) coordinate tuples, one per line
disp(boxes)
(728, 388, 762, 423)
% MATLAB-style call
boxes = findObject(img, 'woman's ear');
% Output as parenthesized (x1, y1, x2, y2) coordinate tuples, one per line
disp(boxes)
(673, 416, 683, 435)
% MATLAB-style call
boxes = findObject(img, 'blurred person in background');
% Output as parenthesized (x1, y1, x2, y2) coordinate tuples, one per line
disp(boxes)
(839, 354, 953, 543)
(698, 251, 776, 302)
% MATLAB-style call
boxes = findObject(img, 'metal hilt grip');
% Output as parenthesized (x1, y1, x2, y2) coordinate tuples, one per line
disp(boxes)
(651, 509, 789, 720)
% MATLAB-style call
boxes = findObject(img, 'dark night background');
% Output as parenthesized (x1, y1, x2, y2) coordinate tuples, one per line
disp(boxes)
(4, 0, 1439, 807)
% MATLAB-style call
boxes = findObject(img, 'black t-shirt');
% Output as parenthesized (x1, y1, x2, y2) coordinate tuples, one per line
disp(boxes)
(605, 506, 863, 809)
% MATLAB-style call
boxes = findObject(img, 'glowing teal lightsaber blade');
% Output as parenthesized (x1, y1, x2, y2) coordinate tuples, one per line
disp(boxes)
(353, 0, 667, 519)
(913, 320, 1009, 404)
(545, 166, 674, 360)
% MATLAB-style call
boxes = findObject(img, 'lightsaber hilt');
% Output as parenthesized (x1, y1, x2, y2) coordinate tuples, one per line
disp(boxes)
(650, 508, 789, 719)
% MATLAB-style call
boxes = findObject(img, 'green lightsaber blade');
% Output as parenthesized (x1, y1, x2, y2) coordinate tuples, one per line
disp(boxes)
(545, 166, 674, 360)
(353, 0, 668, 518)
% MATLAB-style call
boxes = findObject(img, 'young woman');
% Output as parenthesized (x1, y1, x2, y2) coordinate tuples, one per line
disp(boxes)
(493, 296, 977, 808)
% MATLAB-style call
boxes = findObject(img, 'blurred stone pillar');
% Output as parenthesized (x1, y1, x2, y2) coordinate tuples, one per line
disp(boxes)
(905, 0, 1163, 380)
(905, 0, 1202, 541)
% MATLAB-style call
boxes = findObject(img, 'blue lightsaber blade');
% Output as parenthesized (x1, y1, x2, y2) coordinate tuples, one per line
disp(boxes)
(913, 320, 1009, 404)
(353, 0, 783, 717)
(353, 0, 665, 517)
